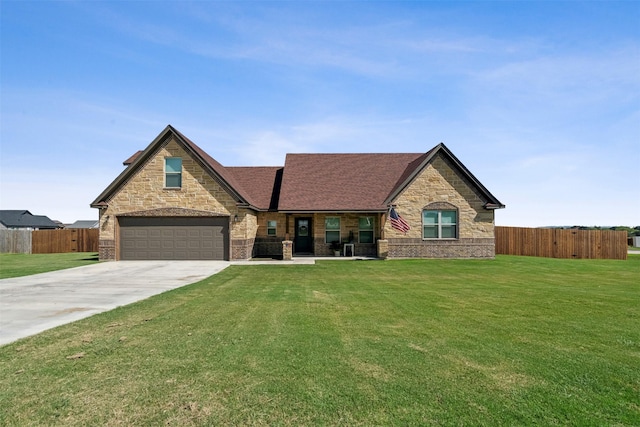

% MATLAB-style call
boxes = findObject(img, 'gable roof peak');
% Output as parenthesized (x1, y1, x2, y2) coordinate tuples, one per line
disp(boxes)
(384, 142, 505, 209)
(91, 125, 255, 209)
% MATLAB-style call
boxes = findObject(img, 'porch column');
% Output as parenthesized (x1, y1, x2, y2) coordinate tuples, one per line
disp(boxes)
(377, 239, 389, 259)
(282, 240, 293, 261)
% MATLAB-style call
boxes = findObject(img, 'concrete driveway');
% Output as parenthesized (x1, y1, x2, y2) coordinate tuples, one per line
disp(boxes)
(0, 261, 229, 346)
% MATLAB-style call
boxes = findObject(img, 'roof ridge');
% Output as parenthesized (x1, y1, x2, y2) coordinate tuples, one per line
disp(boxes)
(285, 152, 423, 155)
(227, 166, 284, 169)
(168, 126, 258, 207)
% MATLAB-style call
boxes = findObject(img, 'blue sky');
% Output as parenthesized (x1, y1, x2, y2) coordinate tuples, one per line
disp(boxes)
(1, 1, 638, 226)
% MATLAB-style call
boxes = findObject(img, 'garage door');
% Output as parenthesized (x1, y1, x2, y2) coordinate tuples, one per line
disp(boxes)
(119, 217, 228, 260)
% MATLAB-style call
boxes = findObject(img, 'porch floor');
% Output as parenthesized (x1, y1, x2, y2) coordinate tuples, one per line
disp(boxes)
(231, 256, 380, 265)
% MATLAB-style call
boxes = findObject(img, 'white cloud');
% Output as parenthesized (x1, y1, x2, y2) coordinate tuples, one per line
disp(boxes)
(229, 118, 369, 165)
(471, 45, 640, 116)
(234, 131, 300, 166)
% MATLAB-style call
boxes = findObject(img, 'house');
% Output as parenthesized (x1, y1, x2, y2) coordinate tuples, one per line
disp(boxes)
(0, 210, 61, 230)
(66, 220, 99, 229)
(91, 125, 504, 261)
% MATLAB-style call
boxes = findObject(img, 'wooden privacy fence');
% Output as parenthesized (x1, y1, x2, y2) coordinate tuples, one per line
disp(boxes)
(495, 226, 627, 260)
(0, 229, 99, 254)
(0, 229, 32, 254)
(32, 229, 99, 254)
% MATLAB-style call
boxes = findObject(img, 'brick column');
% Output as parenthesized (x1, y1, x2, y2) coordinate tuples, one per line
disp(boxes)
(99, 239, 116, 261)
(282, 240, 293, 261)
(377, 239, 388, 259)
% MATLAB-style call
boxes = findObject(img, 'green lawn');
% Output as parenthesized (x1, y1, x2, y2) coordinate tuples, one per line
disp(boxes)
(0, 253, 99, 279)
(1, 256, 638, 426)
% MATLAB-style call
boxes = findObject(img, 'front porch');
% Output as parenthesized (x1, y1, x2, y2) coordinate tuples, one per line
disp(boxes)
(253, 212, 387, 259)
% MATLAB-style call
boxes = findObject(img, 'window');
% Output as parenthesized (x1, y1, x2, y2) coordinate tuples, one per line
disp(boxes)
(423, 210, 457, 239)
(325, 217, 341, 243)
(359, 217, 374, 243)
(267, 220, 277, 236)
(165, 157, 182, 188)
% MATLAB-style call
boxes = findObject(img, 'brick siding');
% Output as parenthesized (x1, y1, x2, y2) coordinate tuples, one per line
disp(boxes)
(388, 238, 495, 258)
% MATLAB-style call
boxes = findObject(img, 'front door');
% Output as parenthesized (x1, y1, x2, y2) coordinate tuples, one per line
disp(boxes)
(294, 217, 313, 254)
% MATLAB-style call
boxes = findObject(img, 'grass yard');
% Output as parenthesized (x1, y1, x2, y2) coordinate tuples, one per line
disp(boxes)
(0, 253, 99, 279)
(1, 256, 638, 426)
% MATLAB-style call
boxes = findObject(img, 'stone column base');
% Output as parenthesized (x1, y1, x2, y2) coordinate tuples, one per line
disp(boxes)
(282, 240, 293, 260)
(377, 239, 389, 259)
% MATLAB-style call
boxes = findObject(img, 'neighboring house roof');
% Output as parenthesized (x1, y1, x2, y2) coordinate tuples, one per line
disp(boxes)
(0, 210, 60, 229)
(92, 125, 505, 213)
(67, 220, 99, 229)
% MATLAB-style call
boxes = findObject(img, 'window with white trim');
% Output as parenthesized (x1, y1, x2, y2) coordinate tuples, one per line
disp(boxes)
(325, 217, 340, 243)
(359, 216, 374, 243)
(267, 220, 277, 236)
(423, 209, 457, 239)
(165, 157, 182, 188)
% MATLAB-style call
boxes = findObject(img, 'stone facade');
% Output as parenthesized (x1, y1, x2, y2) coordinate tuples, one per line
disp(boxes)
(384, 153, 496, 259)
(97, 136, 251, 261)
(231, 211, 258, 260)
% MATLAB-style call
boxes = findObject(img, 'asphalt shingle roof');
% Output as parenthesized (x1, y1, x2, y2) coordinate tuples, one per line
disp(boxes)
(93, 125, 504, 212)
(0, 210, 59, 229)
(278, 153, 425, 211)
(67, 220, 99, 229)
(227, 167, 283, 211)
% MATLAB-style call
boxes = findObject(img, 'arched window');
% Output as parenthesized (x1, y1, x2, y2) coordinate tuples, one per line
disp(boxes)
(422, 202, 458, 239)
